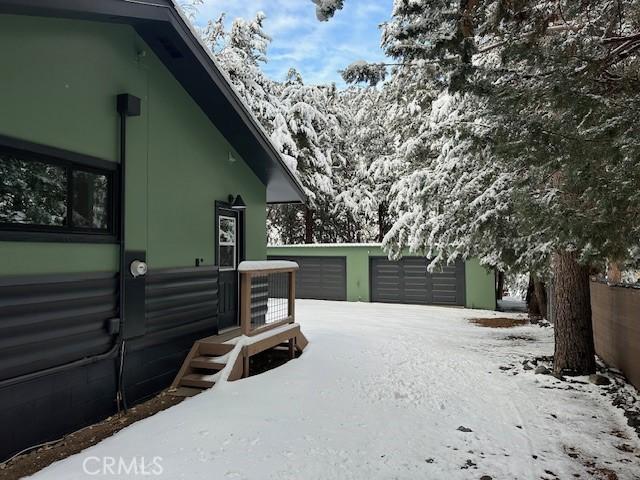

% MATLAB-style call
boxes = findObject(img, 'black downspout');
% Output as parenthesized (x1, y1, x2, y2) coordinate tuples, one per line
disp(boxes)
(116, 94, 141, 413)
(117, 108, 127, 413)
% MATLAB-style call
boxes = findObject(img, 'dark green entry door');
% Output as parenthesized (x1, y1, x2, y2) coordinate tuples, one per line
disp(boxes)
(216, 203, 243, 331)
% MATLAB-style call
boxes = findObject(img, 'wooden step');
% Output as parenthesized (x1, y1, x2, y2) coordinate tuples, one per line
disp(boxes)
(245, 324, 300, 357)
(180, 373, 219, 389)
(198, 342, 234, 356)
(190, 356, 226, 371)
(295, 331, 309, 352)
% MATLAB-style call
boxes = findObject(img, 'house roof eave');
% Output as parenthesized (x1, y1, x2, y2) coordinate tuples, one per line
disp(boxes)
(0, 0, 307, 204)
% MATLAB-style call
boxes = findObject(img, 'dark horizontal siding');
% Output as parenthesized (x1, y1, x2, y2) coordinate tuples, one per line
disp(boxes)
(432, 266, 461, 305)
(0, 266, 221, 459)
(145, 266, 219, 334)
(0, 271, 119, 461)
(268, 255, 347, 301)
(124, 266, 219, 403)
(0, 272, 118, 381)
(370, 257, 466, 306)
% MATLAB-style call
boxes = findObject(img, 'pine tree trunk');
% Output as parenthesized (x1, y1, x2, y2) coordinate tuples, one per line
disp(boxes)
(552, 251, 596, 375)
(533, 279, 547, 319)
(526, 275, 540, 317)
(304, 207, 314, 244)
(607, 261, 622, 284)
(377, 203, 387, 243)
(496, 271, 505, 300)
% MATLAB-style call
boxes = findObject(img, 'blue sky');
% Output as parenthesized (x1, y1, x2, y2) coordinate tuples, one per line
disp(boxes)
(194, 0, 392, 86)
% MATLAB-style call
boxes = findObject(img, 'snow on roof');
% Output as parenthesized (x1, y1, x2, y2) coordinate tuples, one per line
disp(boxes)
(238, 260, 299, 272)
(268, 243, 383, 248)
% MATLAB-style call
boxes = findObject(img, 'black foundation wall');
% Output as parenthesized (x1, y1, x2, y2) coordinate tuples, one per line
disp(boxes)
(0, 266, 218, 461)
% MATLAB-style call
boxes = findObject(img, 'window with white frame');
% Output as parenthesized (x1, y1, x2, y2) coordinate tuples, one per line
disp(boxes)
(218, 216, 237, 270)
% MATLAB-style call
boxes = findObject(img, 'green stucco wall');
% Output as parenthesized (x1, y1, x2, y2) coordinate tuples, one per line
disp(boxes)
(464, 258, 497, 310)
(0, 242, 119, 276)
(0, 15, 266, 275)
(267, 244, 497, 310)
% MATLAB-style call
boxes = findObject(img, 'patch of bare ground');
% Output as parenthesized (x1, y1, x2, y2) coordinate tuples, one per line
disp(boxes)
(609, 430, 628, 439)
(562, 444, 637, 480)
(0, 391, 183, 480)
(502, 334, 537, 342)
(585, 464, 619, 480)
(470, 317, 529, 328)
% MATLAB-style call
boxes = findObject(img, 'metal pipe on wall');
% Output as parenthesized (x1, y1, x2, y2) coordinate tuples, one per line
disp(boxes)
(116, 93, 142, 412)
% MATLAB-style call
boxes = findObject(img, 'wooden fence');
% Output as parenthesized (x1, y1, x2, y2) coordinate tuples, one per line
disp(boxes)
(590, 281, 640, 390)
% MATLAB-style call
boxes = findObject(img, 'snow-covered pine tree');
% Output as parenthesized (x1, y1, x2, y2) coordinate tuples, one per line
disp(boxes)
(196, 6, 359, 245)
(193, 5, 368, 245)
(274, 69, 341, 243)
(316, 85, 364, 243)
(273, 82, 389, 245)
(198, 10, 306, 245)
(177, 0, 203, 22)
(332, 0, 640, 375)
(468, 1, 640, 374)
(333, 88, 378, 242)
(312, 0, 345, 21)
(202, 11, 297, 169)
(176, 2, 375, 246)
(336, 86, 400, 242)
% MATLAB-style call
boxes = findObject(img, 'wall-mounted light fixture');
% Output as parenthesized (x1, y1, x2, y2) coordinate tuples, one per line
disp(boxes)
(228, 194, 247, 211)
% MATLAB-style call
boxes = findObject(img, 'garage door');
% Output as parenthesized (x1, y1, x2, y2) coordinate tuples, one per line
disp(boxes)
(267, 256, 347, 301)
(370, 257, 465, 306)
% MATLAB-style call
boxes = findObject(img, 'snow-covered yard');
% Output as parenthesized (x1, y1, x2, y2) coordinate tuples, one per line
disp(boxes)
(31, 301, 639, 480)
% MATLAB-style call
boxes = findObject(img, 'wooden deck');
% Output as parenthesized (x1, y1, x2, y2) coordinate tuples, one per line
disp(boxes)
(169, 262, 306, 398)
(169, 323, 308, 397)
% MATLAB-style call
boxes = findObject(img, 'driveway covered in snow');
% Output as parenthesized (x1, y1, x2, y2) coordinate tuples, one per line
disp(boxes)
(32, 301, 640, 479)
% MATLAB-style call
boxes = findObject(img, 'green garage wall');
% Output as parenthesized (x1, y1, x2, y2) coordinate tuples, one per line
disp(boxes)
(269, 245, 373, 302)
(464, 258, 498, 310)
(0, 15, 266, 276)
(267, 244, 497, 310)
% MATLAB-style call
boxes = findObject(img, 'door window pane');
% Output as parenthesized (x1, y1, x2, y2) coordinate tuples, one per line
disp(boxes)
(219, 217, 236, 244)
(0, 153, 67, 226)
(72, 170, 109, 229)
(219, 245, 236, 269)
(219, 216, 237, 270)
